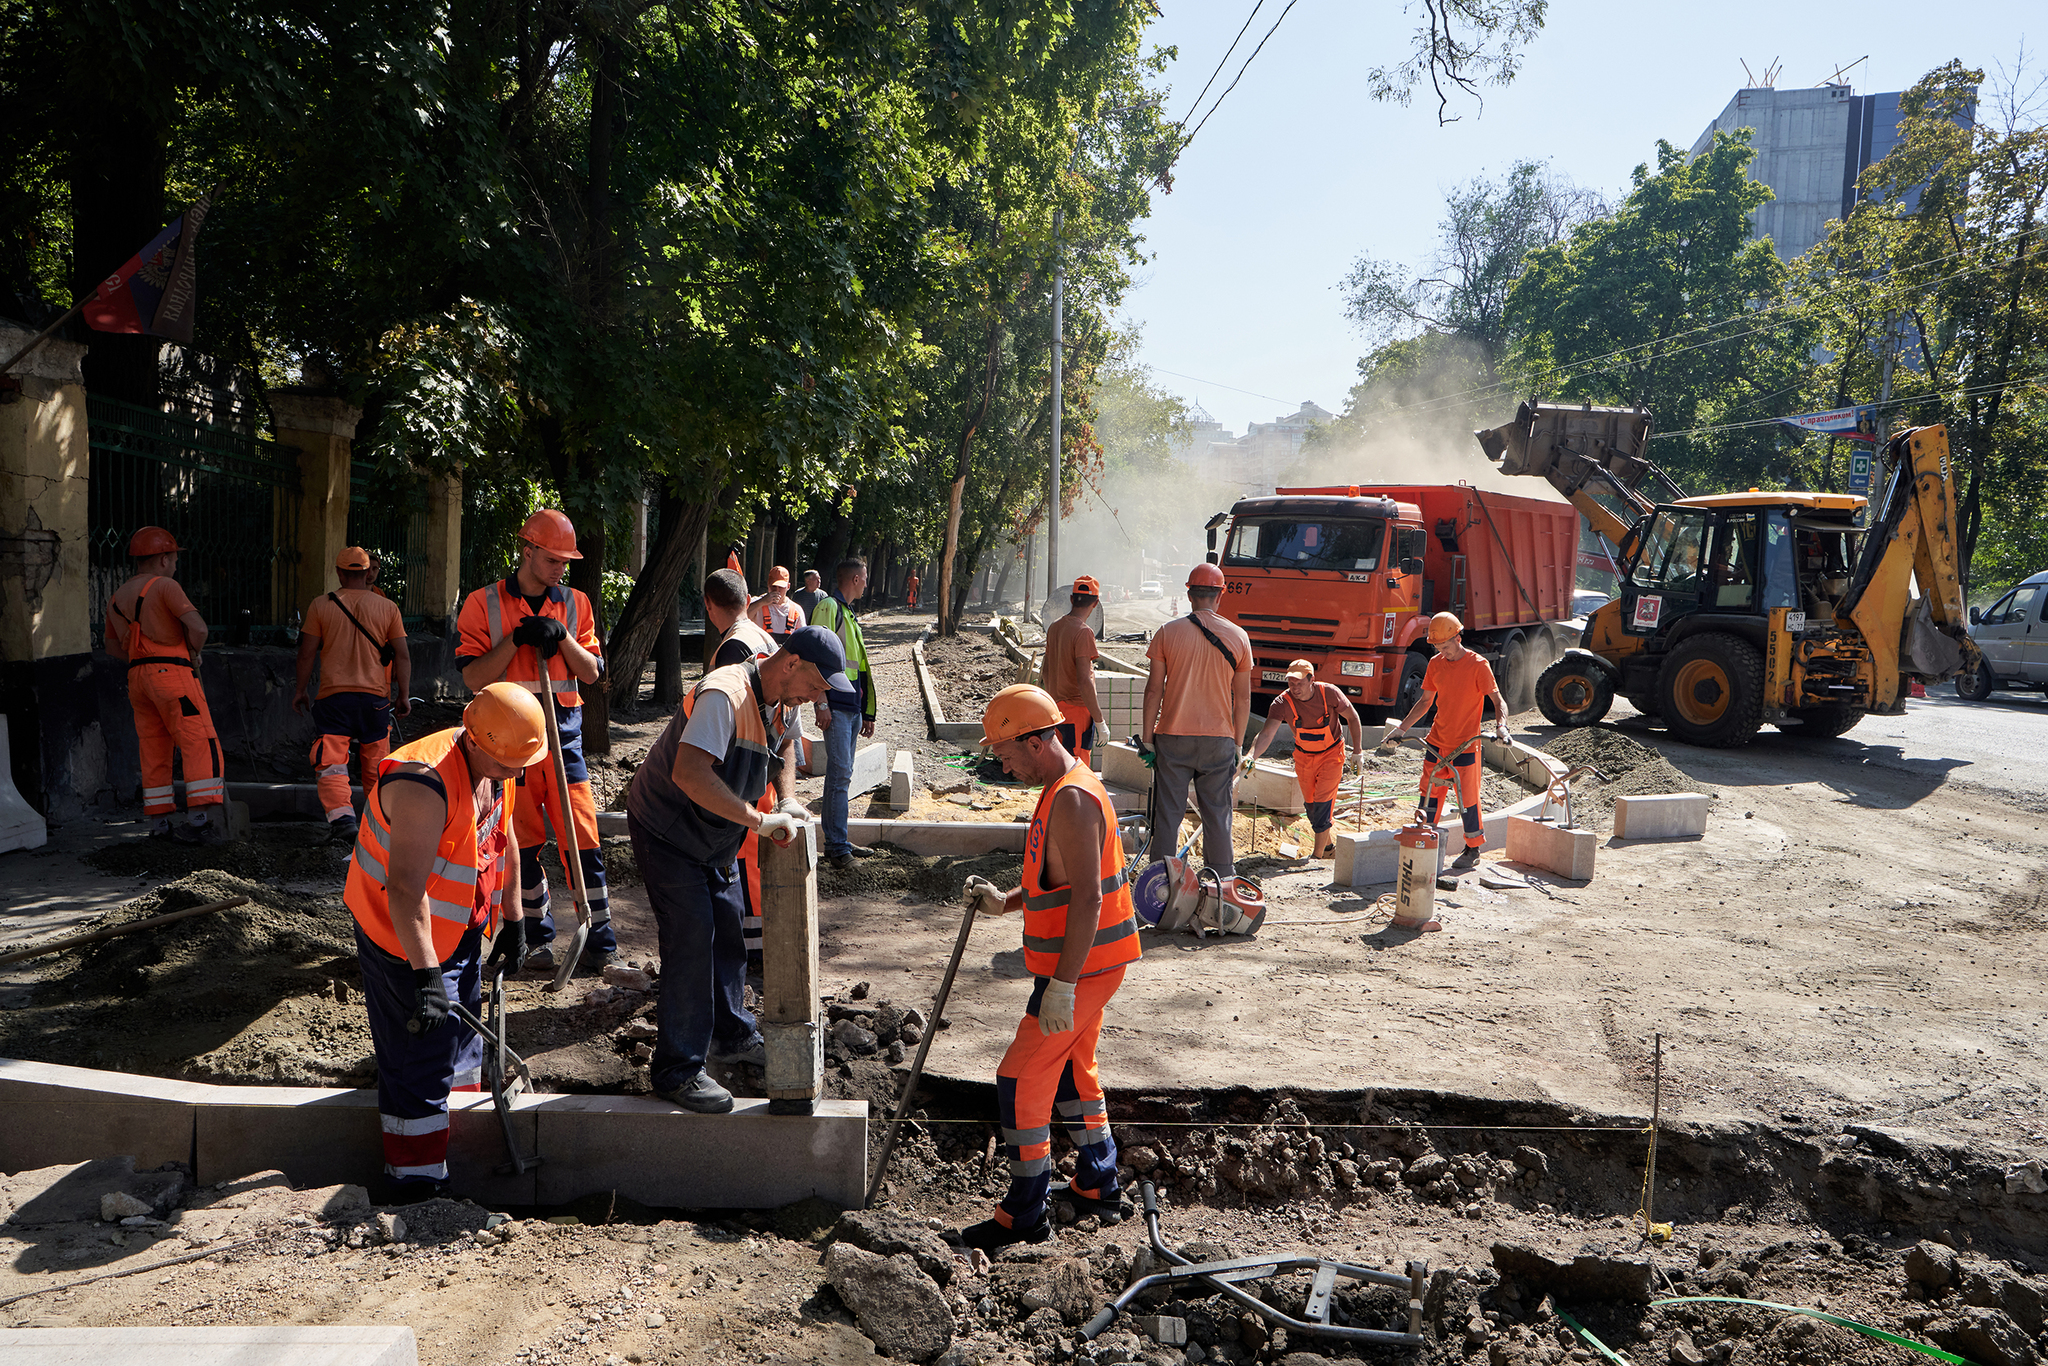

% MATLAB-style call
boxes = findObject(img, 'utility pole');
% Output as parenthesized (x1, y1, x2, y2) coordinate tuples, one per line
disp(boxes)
(1048, 203, 1064, 604)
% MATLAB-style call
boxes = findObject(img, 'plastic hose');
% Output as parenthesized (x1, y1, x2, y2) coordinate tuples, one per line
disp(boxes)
(1649, 1296, 1981, 1365)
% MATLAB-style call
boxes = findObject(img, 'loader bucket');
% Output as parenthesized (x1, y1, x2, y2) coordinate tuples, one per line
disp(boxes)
(1475, 405, 1546, 478)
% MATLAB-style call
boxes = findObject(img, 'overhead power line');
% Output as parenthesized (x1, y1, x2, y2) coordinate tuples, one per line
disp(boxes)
(1177, 0, 1302, 156)
(1173, 0, 1265, 130)
(1147, 365, 1295, 407)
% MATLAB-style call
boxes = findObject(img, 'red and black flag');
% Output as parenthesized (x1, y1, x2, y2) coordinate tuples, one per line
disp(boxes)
(83, 197, 210, 343)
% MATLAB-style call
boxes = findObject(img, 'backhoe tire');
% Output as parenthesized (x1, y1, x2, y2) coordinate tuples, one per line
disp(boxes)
(1955, 663, 1994, 701)
(1784, 703, 1865, 738)
(1659, 632, 1764, 747)
(1535, 655, 1615, 728)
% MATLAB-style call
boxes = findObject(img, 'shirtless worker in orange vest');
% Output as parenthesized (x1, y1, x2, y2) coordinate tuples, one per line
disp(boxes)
(1246, 658, 1364, 858)
(1385, 612, 1512, 872)
(954, 685, 1141, 1251)
(1040, 575, 1106, 769)
(103, 527, 228, 842)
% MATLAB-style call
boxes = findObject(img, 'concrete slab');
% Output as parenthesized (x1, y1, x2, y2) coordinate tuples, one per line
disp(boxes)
(531, 1095, 867, 1209)
(0, 1326, 417, 1365)
(848, 818, 1025, 855)
(0, 1057, 202, 1173)
(0, 718, 48, 854)
(1332, 788, 1552, 887)
(1505, 815, 1597, 881)
(1099, 743, 1305, 814)
(849, 742, 889, 795)
(889, 749, 914, 811)
(1612, 793, 1710, 840)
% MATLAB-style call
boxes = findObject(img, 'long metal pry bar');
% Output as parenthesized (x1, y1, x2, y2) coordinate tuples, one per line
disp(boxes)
(1082, 1183, 1428, 1348)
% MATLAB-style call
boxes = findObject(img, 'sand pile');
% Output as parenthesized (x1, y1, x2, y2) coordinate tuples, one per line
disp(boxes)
(1542, 727, 1713, 810)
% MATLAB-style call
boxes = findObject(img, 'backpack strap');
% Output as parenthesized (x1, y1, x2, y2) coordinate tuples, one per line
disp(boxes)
(327, 592, 398, 667)
(1185, 612, 1241, 671)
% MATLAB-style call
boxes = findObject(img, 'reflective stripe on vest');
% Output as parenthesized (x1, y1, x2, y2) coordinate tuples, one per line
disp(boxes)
(481, 583, 584, 696)
(1019, 762, 1142, 980)
(344, 728, 514, 961)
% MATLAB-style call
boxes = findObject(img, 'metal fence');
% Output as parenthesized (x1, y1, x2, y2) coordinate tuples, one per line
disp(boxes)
(348, 459, 433, 621)
(87, 395, 302, 640)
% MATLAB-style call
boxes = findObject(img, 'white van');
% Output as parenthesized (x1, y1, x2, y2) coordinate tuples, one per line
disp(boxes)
(1959, 570, 2048, 699)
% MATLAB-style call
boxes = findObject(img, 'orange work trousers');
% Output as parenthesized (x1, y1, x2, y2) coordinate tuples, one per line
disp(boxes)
(1420, 740, 1484, 848)
(129, 661, 223, 817)
(1054, 700, 1097, 769)
(1292, 742, 1344, 832)
(991, 966, 1126, 1229)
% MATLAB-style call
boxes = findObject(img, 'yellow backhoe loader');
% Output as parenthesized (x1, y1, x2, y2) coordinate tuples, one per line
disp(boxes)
(1473, 402, 1980, 747)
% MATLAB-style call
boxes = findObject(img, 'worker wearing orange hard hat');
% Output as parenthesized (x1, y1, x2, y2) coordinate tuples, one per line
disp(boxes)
(1138, 561, 1253, 876)
(1385, 612, 1512, 873)
(1042, 574, 1106, 770)
(954, 684, 1141, 1251)
(345, 682, 548, 1196)
(295, 546, 412, 844)
(103, 527, 229, 842)
(455, 508, 616, 973)
(1247, 659, 1364, 858)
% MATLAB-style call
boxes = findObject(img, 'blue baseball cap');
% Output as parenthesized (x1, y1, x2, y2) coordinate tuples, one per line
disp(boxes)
(781, 625, 852, 693)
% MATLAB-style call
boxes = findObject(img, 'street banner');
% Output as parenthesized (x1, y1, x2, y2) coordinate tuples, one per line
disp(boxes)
(1779, 404, 1878, 443)
(83, 197, 210, 343)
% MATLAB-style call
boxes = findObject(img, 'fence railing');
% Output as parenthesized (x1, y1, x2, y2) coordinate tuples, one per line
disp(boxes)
(87, 395, 302, 640)
(349, 458, 433, 622)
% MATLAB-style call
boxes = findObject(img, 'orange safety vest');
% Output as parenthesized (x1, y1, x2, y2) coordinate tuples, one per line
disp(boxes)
(345, 728, 514, 961)
(108, 576, 193, 667)
(1283, 682, 1343, 754)
(754, 599, 803, 635)
(460, 579, 597, 706)
(1020, 762, 1141, 979)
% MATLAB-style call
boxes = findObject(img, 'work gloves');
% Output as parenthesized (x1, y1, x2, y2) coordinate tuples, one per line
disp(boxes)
(1238, 748, 1257, 779)
(486, 919, 530, 975)
(406, 967, 450, 1034)
(758, 810, 802, 846)
(964, 875, 1011, 917)
(513, 615, 568, 656)
(1132, 735, 1155, 769)
(1347, 750, 1365, 777)
(1495, 721, 1513, 743)
(1038, 978, 1077, 1036)
(1379, 726, 1406, 751)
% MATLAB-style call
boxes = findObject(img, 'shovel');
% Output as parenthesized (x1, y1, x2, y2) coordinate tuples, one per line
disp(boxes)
(533, 648, 594, 995)
(447, 960, 544, 1175)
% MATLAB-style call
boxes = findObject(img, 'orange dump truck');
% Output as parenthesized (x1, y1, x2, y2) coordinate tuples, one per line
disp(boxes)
(1207, 484, 1579, 720)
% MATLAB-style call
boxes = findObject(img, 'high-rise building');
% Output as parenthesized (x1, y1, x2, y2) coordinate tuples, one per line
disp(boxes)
(1690, 83, 1971, 261)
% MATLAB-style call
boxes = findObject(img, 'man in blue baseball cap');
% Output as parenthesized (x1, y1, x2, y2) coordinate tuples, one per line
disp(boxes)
(625, 625, 846, 1112)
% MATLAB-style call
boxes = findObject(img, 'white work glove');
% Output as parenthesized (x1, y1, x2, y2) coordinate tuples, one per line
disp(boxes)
(1495, 720, 1513, 743)
(1347, 749, 1364, 777)
(1238, 748, 1257, 778)
(964, 875, 1011, 916)
(758, 810, 802, 846)
(776, 797, 811, 819)
(1038, 978, 1077, 1036)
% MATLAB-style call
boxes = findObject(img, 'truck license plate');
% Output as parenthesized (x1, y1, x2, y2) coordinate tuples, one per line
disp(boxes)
(1261, 670, 1287, 683)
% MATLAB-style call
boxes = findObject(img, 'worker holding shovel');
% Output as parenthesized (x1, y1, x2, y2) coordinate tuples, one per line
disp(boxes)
(1383, 612, 1512, 873)
(955, 685, 1142, 1252)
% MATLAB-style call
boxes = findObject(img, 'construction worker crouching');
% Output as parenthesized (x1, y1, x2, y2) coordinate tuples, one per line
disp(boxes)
(956, 685, 1141, 1251)
(1247, 659, 1363, 858)
(624, 626, 842, 1113)
(345, 683, 547, 1196)
(1043, 575, 1106, 770)
(1385, 612, 1511, 873)
(455, 509, 615, 973)
(104, 527, 228, 842)
(295, 546, 412, 844)
(1140, 563, 1253, 877)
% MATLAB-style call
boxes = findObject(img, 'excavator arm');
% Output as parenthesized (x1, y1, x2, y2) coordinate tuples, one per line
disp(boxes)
(1474, 402, 1680, 557)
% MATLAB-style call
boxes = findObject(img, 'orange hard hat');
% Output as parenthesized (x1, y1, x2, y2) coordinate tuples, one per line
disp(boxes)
(1285, 659, 1315, 679)
(336, 546, 373, 571)
(979, 683, 1065, 747)
(464, 683, 549, 768)
(128, 526, 178, 557)
(520, 508, 583, 559)
(1072, 574, 1101, 597)
(1426, 611, 1464, 644)
(1187, 562, 1225, 590)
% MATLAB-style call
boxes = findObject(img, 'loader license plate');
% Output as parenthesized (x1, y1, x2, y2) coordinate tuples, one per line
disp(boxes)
(1262, 670, 1288, 683)
(1787, 611, 1806, 632)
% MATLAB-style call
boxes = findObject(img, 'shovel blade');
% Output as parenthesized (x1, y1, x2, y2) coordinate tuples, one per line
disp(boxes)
(545, 920, 590, 994)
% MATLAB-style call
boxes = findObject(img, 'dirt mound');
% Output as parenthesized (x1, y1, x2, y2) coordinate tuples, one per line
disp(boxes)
(818, 844, 1024, 903)
(1542, 727, 1714, 811)
(85, 823, 353, 882)
(921, 631, 1016, 721)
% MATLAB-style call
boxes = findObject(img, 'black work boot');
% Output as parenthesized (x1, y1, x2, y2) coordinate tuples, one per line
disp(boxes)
(958, 1215, 1053, 1251)
(1449, 846, 1481, 873)
(1051, 1182, 1132, 1225)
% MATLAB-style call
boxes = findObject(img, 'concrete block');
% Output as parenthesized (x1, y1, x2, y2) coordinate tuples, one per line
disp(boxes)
(1505, 815, 1597, 881)
(598, 809, 627, 836)
(1612, 793, 1710, 840)
(848, 818, 1026, 855)
(890, 749, 914, 811)
(0, 1058, 201, 1173)
(1333, 787, 1552, 887)
(1101, 742, 1303, 815)
(0, 1326, 417, 1365)
(934, 721, 983, 743)
(532, 1095, 867, 1209)
(1101, 742, 1151, 794)
(0, 717, 48, 854)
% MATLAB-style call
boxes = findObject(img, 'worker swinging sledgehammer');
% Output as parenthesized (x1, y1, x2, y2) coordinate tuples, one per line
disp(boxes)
(1246, 659, 1364, 858)
(1384, 612, 1512, 873)
(456, 509, 616, 974)
(103, 527, 229, 843)
(954, 685, 1143, 1251)
(344, 682, 548, 1197)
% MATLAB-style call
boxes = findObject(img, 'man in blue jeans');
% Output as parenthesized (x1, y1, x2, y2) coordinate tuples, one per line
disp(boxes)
(624, 626, 846, 1112)
(804, 558, 876, 870)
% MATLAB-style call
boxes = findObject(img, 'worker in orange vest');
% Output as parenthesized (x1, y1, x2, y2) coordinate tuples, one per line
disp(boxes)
(345, 682, 548, 1195)
(1385, 612, 1511, 873)
(752, 566, 806, 641)
(1247, 659, 1363, 858)
(955, 685, 1141, 1250)
(103, 527, 228, 842)
(455, 509, 615, 973)
(294, 546, 412, 843)
(906, 571, 920, 610)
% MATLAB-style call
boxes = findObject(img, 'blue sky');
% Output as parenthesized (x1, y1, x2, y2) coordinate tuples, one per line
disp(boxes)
(1124, 0, 2040, 435)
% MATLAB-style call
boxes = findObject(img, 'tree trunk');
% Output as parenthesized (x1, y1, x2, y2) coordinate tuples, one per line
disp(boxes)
(774, 520, 799, 575)
(938, 314, 1005, 635)
(608, 485, 718, 710)
(654, 595, 681, 707)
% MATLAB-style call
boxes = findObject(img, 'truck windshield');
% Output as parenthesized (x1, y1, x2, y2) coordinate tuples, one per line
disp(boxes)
(1223, 518, 1384, 572)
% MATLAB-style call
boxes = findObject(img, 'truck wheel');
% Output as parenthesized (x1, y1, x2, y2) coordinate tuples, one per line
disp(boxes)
(1535, 655, 1614, 727)
(1784, 703, 1864, 738)
(1392, 654, 1427, 719)
(1659, 633, 1763, 747)
(1955, 663, 1994, 701)
(1500, 632, 1531, 715)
